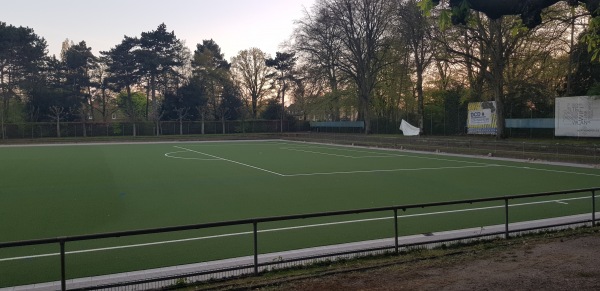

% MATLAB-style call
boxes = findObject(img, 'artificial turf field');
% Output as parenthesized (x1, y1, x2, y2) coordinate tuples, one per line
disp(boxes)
(1, 140, 599, 286)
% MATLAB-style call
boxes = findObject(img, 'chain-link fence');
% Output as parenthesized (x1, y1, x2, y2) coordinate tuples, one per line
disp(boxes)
(0, 120, 298, 139)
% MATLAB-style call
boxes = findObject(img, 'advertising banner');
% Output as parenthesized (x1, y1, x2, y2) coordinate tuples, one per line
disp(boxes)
(467, 101, 497, 135)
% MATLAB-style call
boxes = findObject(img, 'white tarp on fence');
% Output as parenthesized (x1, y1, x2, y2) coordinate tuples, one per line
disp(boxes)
(399, 119, 420, 136)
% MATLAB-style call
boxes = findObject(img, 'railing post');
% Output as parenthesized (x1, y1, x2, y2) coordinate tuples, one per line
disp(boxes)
(504, 199, 510, 239)
(60, 240, 66, 291)
(394, 209, 399, 254)
(253, 222, 258, 275)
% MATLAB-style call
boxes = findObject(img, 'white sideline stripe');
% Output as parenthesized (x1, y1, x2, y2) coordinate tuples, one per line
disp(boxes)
(1, 196, 593, 263)
(285, 165, 500, 177)
(499, 165, 600, 177)
(165, 151, 220, 161)
(281, 145, 493, 166)
(280, 147, 392, 159)
(281, 145, 400, 157)
(174, 146, 285, 177)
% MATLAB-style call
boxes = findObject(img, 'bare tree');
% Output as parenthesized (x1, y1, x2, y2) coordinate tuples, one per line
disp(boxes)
(173, 106, 190, 135)
(324, 0, 394, 133)
(48, 106, 68, 138)
(291, 64, 328, 121)
(231, 48, 272, 119)
(435, 12, 532, 137)
(394, 0, 436, 132)
(294, 1, 345, 120)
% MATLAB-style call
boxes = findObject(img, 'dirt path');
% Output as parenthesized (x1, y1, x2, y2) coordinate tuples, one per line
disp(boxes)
(274, 233, 600, 290)
(194, 229, 600, 290)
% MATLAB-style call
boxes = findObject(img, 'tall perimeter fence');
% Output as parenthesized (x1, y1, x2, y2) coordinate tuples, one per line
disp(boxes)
(0, 120, 296, 139)
(1, 120, 598, 165)
(0, 187, 598, 290)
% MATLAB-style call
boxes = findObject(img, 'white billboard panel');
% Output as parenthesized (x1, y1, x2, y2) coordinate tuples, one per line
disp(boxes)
(555, 96, 600, 137)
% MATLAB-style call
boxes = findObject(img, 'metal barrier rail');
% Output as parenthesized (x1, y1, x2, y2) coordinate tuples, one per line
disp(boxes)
(1, 187, 598, 290)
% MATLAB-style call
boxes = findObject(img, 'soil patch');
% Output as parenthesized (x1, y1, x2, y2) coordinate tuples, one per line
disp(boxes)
(190, 228, 600, 290)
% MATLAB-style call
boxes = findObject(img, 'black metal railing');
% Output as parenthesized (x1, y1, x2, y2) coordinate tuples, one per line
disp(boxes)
(1, 187, 598, 290)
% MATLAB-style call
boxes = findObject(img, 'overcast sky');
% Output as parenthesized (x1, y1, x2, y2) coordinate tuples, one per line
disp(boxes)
(0, 0, 315, 60)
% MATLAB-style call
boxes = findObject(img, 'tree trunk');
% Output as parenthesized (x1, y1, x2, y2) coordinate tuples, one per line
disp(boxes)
(179, 118, 183, 135)
(490, 18, 506, 138)
(330, 74, 340, 121)
(201, 111, 205, 135)
(1, 94, 10, 140)
(360, 90, 371, 134)
(1, 107, 5, 140)
(145, 80, 150, 121)
(82, 106, 87, 138)
(281, 81, 285, 133)
(416, 62, 425, 134)
(82, 121, 87, 137)
(151, 75, 159, 136)
(252, 97, 258, 119)
(0, 71, 3, 139)
(222, 115, 226, 134)
(0, 98, 5, 140)
(126, 86, 137, 137)
(56, 116, 61, 138)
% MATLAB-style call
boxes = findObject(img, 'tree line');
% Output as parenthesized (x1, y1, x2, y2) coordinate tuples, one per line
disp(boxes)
(1, 0, 599, 138)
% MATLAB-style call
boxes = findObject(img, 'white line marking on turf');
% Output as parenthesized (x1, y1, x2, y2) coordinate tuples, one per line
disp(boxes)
(281, 144, 600, 177)
(167, 146, 498, 177)
(3, 196, 592, 263)
(498, 165, 600, 177)
(174, 146, 285, 176)
(285, 165, 501, 177)
(165, 151, 220, 161)
(0, 232, 255, 262)
(280, 145, 494, 166)
(280, 147, 392, 159)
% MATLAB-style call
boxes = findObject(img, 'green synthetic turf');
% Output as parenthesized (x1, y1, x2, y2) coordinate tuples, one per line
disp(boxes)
(1, 140, 599, 286)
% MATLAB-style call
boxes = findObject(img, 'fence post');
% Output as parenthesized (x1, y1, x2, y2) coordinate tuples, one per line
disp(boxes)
(60, 240, 66, 291)
(253, 222, 258, 275)
(394, 209, 399, 254)
(504, 199, 510, 239)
